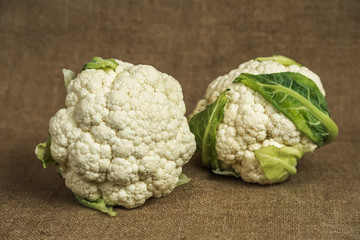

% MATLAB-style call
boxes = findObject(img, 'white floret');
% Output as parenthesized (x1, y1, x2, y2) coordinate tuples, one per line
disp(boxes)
(63, 168, 101, 201)
(107, 157, 139, 185)
(192, 59, 321, 184)
(99, 181, 152, 208)
(48, 59, 196, 208)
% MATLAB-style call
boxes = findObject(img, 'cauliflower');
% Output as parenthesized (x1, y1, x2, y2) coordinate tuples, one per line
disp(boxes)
(189, 55, 338, 184)
(35, 57, 196, 216)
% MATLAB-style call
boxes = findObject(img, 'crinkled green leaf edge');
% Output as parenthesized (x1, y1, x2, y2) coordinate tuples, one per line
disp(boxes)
(82, 56, 118, 71)
(255, 55, 302, 67)
(176, 173, 191, 186)
(35, 136, 56, 168)
(74, 194, 117, 217)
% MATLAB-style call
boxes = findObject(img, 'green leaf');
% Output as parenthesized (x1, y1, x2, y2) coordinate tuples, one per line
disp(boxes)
(35, 136, 56, 168)
(254, 145, 305, 183)
(176, 173, 191, 186)
(82, 57, 119, 71)
(212, 168, 241, 178)
(62, 69, 76, 87)
(74, 194, 117, 217)
(234, 72, 338, 146)
(189, 90, 229, 169)
(255, 55, 302, 67)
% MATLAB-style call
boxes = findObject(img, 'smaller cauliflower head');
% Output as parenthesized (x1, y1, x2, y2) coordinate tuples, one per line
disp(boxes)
(36, 57, 196, 215)
(189, 55, 338, 184)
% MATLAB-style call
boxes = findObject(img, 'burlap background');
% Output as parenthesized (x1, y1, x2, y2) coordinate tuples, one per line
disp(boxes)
(0, 0, 359, 239)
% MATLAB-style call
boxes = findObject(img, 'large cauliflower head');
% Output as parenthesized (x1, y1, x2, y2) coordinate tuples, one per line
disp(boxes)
(190, 56, 328, 184)
(48, 58, 196, 208)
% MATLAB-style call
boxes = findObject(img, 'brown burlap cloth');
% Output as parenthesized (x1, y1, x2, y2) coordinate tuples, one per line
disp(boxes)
(0, 0, 359, 239)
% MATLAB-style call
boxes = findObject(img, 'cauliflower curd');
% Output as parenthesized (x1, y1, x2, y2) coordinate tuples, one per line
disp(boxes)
(39, 57, 196, 212)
